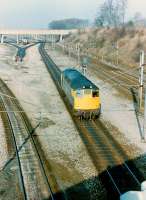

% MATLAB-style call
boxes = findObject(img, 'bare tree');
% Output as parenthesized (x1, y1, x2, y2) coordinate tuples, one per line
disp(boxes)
(118, 0, 127, 25)
(95, 0, 127, 27)
(133, 12, 146, 27)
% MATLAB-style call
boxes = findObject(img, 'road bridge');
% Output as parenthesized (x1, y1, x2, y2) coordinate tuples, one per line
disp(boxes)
(0, 29, 77, 43)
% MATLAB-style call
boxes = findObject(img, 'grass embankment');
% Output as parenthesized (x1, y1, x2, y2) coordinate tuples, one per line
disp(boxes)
(64, 27, 146, 69)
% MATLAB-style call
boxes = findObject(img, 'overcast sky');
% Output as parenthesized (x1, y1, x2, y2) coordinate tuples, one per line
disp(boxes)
(0, 0, 146, 29)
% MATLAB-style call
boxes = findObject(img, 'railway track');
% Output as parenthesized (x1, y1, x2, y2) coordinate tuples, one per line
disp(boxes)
(88, 57, 146, 111)
(0, 79, 55, 199)
(39, 43, 144, 199)
(57, 44, 142, 100)
(76, 119, 143, 199)
(56, 44, 140, 88)
(86, 62, 139, 97)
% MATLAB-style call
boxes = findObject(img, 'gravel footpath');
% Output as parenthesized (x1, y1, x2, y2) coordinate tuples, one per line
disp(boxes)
(0, 115, 8, 169)
(0, 44, 16, 169)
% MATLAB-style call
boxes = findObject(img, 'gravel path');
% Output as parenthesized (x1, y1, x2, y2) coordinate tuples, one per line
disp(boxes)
(0, 44, 17, 169)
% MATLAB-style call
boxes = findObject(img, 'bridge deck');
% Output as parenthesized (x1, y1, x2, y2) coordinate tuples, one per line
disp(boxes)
(0, 29, 77, 35)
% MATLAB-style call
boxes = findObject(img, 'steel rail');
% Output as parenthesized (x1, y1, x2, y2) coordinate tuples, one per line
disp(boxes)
(106, 169, 121, 196)
(123, 162, 141, 186)
(17, 107, 55, 200)
(0, 95, 27, 200)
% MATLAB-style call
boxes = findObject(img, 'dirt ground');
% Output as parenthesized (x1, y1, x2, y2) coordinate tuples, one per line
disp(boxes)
(64, 28, 146, 68)
(0, 43, 105, 199)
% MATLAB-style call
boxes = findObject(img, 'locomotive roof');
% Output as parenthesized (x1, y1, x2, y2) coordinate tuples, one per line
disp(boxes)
(63, 69, 99, 90)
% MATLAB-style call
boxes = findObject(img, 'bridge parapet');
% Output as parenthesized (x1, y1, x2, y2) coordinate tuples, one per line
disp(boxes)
(0, 29, 77, 44)
(0, 29, 77, 35)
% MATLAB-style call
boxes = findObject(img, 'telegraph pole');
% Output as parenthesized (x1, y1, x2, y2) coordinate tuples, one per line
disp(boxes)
(51, 35, 55, 49)
(77, 43, 80, 66)
(81, 57, 88, 76)
(142, 88, 146, 141)
(139, 50, 145, 111)
(112, 41, 119, 66)
(82, 64, 87, 76)
(68, 46, 71, 57)
(116, 42, 119, 66)
(51, 35, 53, 49)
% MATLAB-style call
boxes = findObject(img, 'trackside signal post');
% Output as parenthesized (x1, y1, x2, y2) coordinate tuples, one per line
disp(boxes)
(112, 41, 119, 66)
(115, 41, 119, 66)
(82, 64, 87, 76)
(142, 88, 146, 141)
(138, 50, 146, 141)
(139, 50, 145, 111)
(81, 57, 88, 76)
(76, 43, 80, 66)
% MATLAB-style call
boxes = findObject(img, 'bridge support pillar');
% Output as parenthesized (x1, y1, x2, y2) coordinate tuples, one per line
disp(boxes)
(17, 34, 19, 44)
(34, 34, 38, 40)
(1, 35, 4, 44)
(59, 35, 63, 42)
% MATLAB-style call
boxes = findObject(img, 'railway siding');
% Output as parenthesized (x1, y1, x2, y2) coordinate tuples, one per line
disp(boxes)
(0, 79, 53, 199)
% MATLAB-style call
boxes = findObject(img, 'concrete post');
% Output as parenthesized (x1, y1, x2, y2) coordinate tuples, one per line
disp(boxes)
(1, 35, 4, 44)
(21, 35, 23, 42)
(142, 88, 146, 141)
(116, 41, 119, 66)
(51, 35, 53, 48)
(60, 35, 63, 42)
(51, 35, 55, 49)
(139, 50, 145, 111)
(35, 34, 38, 41)
(77, 43, 80, 66)
(17, 34, 19, 44)
(82, 65, 87, 76)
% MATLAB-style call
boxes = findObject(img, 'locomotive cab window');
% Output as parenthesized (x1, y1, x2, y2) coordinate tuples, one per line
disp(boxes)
(84, 89, 91, 95)
(92, 90, 99, 97)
